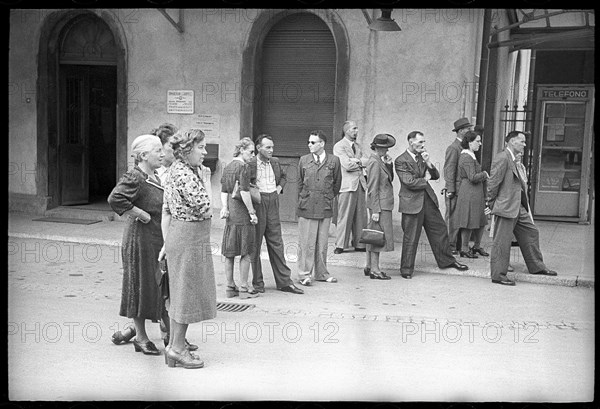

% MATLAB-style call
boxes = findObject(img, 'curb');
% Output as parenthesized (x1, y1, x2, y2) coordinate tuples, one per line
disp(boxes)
(9, 231, 592, 289)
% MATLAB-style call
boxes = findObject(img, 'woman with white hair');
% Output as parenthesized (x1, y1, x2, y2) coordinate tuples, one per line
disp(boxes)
(108, 134, 166, 356)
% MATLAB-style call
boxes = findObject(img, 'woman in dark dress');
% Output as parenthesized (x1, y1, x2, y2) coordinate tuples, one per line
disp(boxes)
(220, 137, 259, 299)
(454, 130, 490, 259)
(108, 134, 166, 356)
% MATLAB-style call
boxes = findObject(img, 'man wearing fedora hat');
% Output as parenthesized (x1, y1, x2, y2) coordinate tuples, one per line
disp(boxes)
(443, 117, 474, 255)
(332, 120, 369, 255)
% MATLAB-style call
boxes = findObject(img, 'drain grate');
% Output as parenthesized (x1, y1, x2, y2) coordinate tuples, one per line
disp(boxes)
(217, 302, 255, 312)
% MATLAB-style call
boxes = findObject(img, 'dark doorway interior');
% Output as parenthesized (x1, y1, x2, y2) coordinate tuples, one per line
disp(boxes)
(59, 64, 116, 205)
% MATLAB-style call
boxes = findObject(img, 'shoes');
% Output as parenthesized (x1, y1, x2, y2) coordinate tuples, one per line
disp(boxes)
(166, 348, 204, 369)
(471, 247, 489, 257)
(333, 248, 344, 254)
(239, 287, 259, 299)
(279, 284, 304, 294)
(507, 264, 515, 272)
(400, 274, 412, 279)
(451, 250, 459, 256)
(254, 287, 266, 293)
(299, 277, 312, 286)
(133, 339, 161, 355)
(317, 277, 338, 283)
(363, 267, 371, 276)
(354, 247, 366, 252)
(531, 269, 558, 276)
(492, 278, 516, 286)
(163, 337, 198, 351)
(370, 271, 391, 280)
(225, 285, 239, 298)
(111, 327, 136, 345)
(459, 250, 478, 259)
(444, 261, 469, 271)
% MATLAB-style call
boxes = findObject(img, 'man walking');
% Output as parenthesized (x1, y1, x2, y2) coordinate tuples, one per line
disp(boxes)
(297, 130, 342, 286)
(395, 131, 468, 279)
(248, 134, 304, 295)
(444, 117, 474, 254)
(486, 131, 558, 286)
(332, 120, 368, 254)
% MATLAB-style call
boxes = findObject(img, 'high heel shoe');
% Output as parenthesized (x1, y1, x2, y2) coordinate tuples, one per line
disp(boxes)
(166, 348, 204, 369)
(133, 339, 161, 355)
(163, 336, 198, 351)
(239, 286, 259, 299)
(225, 285, 239, 298)
(459, 250, 478, 259)
(471, 246, 489, 257)
(363, 267, 371, 276)
(111, 327, 136, 345)
(370, 271, 392, 280)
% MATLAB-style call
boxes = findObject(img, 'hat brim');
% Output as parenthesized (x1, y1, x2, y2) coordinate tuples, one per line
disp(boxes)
(371, 136, 396, 148)
(452, 123, 472, 132)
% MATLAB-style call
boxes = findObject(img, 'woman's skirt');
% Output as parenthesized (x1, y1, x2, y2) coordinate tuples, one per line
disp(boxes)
(165, 218, 217, 324)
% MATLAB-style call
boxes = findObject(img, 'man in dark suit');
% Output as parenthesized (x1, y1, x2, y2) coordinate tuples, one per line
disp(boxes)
(443, 117, 474, 254)
(394, 131, 468, 279)
(248, 134, 304, 294)
(486, 131, 558, 286)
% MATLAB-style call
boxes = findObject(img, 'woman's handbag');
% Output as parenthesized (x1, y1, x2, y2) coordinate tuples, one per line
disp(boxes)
(232, 180, 261, 204)
(155, 259, 169, 301)
(359, 220, 386, 247)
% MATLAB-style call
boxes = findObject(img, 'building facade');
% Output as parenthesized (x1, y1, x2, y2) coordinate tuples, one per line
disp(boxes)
(8, 8, 594, 228)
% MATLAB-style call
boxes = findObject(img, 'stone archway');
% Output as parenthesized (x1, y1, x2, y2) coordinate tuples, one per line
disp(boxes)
(37, 9, 128, 210)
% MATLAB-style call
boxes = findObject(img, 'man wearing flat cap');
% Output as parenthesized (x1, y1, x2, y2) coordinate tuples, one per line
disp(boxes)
(332, 120, 369, 254)
(443, 117, 474, 255)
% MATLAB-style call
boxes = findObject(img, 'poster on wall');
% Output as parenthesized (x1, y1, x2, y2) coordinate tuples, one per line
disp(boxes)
(193, 114, 220, 138)
(167, 90, 194, 114)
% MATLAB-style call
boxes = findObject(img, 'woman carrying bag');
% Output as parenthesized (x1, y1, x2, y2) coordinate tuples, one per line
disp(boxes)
(363, 134, 397, 280)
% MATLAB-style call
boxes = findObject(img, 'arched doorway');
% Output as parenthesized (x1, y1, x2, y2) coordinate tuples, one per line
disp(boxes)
(241, 10, 349, 222)
(38, 10, 128, 210)
(58, 15, 117, 205)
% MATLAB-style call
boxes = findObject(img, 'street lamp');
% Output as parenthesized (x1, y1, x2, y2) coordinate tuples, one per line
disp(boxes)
(368, 9, 401, 32)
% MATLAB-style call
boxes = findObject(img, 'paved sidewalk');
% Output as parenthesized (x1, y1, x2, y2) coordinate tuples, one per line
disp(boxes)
(8, 211, 594, 288)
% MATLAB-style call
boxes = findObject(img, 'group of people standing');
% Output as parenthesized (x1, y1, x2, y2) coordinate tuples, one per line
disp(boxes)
(106, 117, 559, 369)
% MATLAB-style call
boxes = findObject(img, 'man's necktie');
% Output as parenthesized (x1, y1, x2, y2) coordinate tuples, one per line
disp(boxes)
(416, 154, 424, 174)
(352, 144, 356, 155)
(515, 160, 529, 211)
(315, 155, 320, 166)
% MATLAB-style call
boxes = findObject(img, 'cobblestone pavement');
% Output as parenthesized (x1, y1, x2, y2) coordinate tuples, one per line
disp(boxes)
(8, 237, 595, 401)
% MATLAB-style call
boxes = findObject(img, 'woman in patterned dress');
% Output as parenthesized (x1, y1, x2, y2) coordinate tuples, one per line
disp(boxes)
(220, 137, 259, 299)
(107, 134, 165, 356)
(160, 129, 215, 369)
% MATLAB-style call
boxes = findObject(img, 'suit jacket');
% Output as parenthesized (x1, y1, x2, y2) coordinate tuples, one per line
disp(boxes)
(333, 137, 368, 193)
(486, 149, 527, 219)
(365, 152, 394, 213)
(247, 156, 287, 192)
(443, 138, 462, 193)
(296, 153, 342, 219)
(394, 150, 440, 214)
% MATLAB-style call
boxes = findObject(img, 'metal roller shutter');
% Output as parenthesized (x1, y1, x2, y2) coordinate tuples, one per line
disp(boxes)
(259, 13, 336, 157)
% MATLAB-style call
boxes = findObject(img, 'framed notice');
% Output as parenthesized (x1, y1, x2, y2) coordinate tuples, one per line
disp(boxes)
(193, 114, 220, 138)
(167, 90, 194, 114)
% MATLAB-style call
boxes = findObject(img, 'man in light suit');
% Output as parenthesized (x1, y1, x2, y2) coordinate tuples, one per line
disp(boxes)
(395, 131, 468, 279)
(297, 130, 342, 286)
(486, 131, 558, 286)
(248, 134, 304, 295)
(443, 117, 474, 254)
(332, 120, 368, 254)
